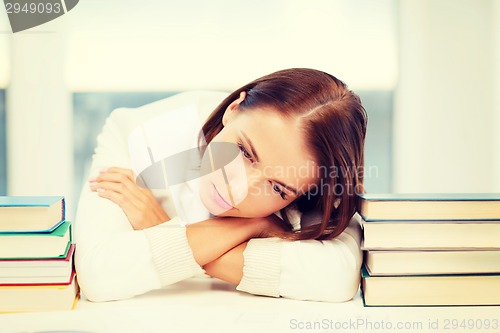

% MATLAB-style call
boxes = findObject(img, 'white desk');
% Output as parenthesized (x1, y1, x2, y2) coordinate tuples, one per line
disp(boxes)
(1, 275, 500, 333)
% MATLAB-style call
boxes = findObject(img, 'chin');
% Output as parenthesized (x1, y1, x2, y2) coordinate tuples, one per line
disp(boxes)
(214, 210, 239, 218)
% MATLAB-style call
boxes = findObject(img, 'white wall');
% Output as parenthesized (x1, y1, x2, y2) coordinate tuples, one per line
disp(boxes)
(64, 0, 397, 91)
(494, 0, 500, 191)
(0, 7, 10, 87)
(394, 0, 499, 193)
(7, 30, 73, 200)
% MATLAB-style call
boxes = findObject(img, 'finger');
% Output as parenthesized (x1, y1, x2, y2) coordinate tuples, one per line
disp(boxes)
(101, 171, 157, 205)
(93, 171, 134, 186)
(89, 180, 127, 194)
(95, 187, 131, 210)
(93, 175, 156, 210)
(91, 181, 146, 209)
(88, 168, 135, 184)
(94, 182, 146, 214)
(104, 167, 136, 182)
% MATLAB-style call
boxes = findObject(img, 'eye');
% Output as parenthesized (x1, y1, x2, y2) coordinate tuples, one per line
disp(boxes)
(272, 183, 287, 200)
(237, 143, 254, 163)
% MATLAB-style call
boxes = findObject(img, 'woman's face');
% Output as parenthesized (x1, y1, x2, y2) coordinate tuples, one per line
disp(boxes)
(199, 95, 319, 218)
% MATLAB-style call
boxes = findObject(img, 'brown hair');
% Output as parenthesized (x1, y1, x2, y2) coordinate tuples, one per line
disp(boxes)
(199, 68, 367, 240)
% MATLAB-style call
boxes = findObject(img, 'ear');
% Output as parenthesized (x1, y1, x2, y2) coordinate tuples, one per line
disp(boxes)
(222, 91, 246, 126)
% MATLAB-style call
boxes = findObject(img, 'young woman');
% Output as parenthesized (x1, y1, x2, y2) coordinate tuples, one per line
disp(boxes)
(75, 68, 367, 302)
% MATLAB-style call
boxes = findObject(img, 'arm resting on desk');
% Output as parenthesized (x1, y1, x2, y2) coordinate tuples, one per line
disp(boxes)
(204, 218, 362, 303)
(76, 207, 265, 302)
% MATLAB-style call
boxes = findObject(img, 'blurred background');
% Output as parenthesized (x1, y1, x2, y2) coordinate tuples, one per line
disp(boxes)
(0, 0, 499, 219)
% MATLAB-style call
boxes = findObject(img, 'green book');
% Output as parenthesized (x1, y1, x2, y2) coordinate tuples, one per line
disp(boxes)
(0, 221, 72, 259)
(0, 241, 72, 261)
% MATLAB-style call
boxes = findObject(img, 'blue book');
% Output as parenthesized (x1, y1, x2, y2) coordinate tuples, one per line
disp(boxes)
(0, 196, 65, 233)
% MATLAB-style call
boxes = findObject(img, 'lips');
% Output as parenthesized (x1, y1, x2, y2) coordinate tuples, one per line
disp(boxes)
(212, 184, 233, 211)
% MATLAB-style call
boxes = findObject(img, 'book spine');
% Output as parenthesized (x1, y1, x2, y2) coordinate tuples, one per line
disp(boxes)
(61, 197, 66, 221)
(0, 271, 76, 287)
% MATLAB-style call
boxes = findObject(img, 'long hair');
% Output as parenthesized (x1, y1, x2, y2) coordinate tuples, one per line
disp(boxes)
(199, 68, 367, 240)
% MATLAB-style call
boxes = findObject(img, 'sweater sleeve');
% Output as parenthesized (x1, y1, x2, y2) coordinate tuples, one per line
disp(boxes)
(236, 216, 362, 302)
(74, 108, 203, 302)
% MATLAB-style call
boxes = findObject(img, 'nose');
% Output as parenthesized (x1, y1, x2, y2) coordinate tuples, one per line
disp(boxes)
(202, 142, 261, 205)
(223, 154, 260, 205)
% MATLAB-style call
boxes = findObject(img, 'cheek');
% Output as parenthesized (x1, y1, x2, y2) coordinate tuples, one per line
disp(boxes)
(198, 175, 210, 194)
(236, 190, 288, 217)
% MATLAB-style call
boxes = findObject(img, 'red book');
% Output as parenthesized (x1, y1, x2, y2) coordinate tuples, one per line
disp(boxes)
(0, 244, 75, 285)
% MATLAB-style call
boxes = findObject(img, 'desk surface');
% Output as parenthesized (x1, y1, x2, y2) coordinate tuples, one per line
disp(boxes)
(1, 275, 500, 333)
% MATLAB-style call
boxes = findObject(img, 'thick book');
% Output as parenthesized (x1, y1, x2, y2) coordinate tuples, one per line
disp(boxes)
(361, 266, 500, 306)
(358, 193, 500, 221)
(0, 221, 71, 258)
(361, 218, 500, 249)
(0, 244, 75, 284)
(0, 272, 79, 313)
(365, 249, 500, 275)
(0, 196, 65, 232)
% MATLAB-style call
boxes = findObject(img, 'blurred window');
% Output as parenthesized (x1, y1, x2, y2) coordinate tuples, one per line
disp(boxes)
(72, 89, 392, 207)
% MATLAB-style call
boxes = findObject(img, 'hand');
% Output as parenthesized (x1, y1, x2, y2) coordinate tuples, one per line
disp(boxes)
(88, 167, 170, 230)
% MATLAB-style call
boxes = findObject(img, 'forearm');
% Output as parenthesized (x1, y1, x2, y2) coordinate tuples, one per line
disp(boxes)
(203, 242, 247, 285)
(185, 218, 259, 267)
(203, 222, 363, 303)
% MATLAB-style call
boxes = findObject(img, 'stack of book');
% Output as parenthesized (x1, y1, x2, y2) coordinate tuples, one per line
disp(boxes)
(0, 196, 79, 312)
(359, 193, 500, 306)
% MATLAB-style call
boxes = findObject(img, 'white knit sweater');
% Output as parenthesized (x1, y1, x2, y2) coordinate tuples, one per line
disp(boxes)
(74, 91, 362, 302)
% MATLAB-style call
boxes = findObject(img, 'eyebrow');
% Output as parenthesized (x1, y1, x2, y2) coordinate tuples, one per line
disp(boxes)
(240, 130, 299, 196)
